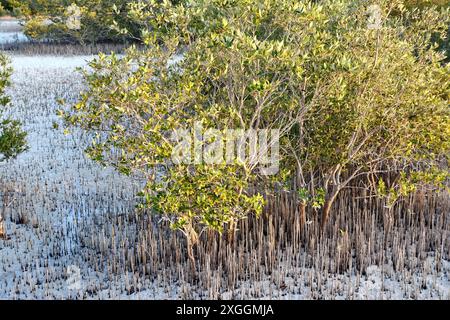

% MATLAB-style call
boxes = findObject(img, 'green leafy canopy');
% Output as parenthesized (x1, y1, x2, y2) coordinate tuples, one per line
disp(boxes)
(62, 0, 450, 239)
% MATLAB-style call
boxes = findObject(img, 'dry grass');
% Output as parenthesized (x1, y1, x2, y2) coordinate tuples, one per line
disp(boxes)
(1, 42, 132, 55)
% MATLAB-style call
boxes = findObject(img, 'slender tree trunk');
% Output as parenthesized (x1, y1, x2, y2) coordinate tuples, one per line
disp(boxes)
(227, 219, 237, 244)
(184, 224, 198, 278)
(0, 218, 5, 240)
(320, 188, 340, 232)
(320, 199, 333, 232)
(187, 238, 197, 275)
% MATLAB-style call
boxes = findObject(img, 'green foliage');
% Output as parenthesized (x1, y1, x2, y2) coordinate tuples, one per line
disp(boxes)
(0, 54, 27, 162)
(63, 0, 450, 237)
(150, 165, 265, 233)
(402, 0, 449, 9)
(0, 3, 6, 16)
(312, 188, 326, 210)
(297, 188, 310, 204)
(6, 0, 142, 43)
(0, 0, 31, 16)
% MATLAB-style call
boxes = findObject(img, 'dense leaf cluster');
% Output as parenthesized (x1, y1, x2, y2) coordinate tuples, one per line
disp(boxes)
(58, 0, 449, 241)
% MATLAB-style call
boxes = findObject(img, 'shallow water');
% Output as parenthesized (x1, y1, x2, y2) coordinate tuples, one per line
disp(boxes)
(0, 20, 27, 44)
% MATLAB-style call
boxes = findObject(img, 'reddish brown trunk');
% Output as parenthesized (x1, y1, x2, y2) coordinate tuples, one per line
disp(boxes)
(320, 199, 332, 232)
(320, 186, 341, 232)
(0, 220, 5, 239)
